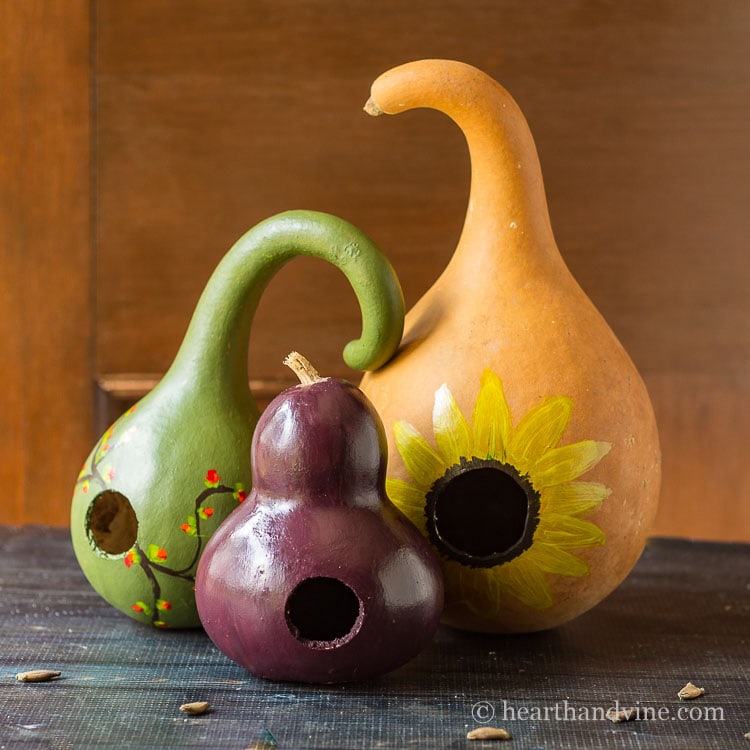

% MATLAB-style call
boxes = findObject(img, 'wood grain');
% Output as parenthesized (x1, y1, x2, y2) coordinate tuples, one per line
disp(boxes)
(647, 372, 750, 542)
(3, 1, 749, 539)
(0, 1, 92, 526)
(93, 0, 750, 380)
(90, 1, 749, 540)
(2, 526, 748, 748)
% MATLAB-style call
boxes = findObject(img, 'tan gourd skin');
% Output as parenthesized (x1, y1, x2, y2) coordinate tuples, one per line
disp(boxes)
(359, 60, 661, 633)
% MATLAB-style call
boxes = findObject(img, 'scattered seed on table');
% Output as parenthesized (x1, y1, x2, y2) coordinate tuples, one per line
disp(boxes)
(15, 670, 62, 683)
(467, 726, 511, 740)
(245, 729, 278, 750)
(606, 707, 648, 723)
(179, 701, 210, 715)
(678, 682, 705, 700)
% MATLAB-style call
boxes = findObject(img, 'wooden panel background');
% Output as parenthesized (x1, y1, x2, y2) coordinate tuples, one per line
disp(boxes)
(2, 1, 748, 540)
(0, 1, 92, 526)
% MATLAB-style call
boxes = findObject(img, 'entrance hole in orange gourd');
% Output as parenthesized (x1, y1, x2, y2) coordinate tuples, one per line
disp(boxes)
(426, 459, 540, 567)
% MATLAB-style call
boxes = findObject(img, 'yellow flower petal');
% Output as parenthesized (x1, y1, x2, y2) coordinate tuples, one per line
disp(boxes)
(541, 481, 611, 516)
(433, 384, 472, 468)
(386, 477, 425, 511)
(393, 421, 444, 490)
(458, 566, 503, 619)
(530, 542, 589, 578)
(386, 478, 427, 532)
(496, 556, 553, 609)
(534, 440, 612, 487)
(507, 396, 573, 472)
(472, 369, 512, 461)
(442, 560, 469, 607)
(537, 514, 606, 549)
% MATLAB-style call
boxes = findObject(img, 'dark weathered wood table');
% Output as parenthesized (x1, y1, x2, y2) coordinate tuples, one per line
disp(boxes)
(1, 526, 747, 749)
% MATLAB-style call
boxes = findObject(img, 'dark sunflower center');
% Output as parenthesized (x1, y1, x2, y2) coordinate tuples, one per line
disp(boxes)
(425, 457, 540, 568)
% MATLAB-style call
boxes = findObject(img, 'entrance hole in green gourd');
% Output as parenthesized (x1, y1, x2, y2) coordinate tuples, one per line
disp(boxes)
(425, 459, 541, 568)
(285, 576, 362, 647)
(86, 490, 138, 556)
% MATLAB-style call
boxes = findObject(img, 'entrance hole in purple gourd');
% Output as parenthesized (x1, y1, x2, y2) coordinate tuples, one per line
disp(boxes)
(86, 490, 138, 555)
(285, 576, 362, 647)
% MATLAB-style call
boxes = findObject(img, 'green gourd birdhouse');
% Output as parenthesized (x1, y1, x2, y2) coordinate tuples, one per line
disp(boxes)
(358, 60, 661, 634)
(71, 210, 404, 628)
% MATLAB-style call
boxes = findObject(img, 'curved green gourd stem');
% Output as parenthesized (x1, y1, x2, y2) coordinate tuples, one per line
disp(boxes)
(168, 209, 404, 398)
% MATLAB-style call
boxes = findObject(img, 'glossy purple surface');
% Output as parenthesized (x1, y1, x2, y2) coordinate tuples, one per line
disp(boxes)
(195, 377, 444, 684)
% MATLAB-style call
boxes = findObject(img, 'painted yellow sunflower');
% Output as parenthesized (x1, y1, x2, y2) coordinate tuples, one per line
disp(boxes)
(386, 369, 611, 614)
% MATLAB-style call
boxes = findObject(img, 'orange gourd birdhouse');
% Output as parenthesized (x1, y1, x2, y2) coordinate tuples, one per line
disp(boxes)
(359, 59, 661, 633)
